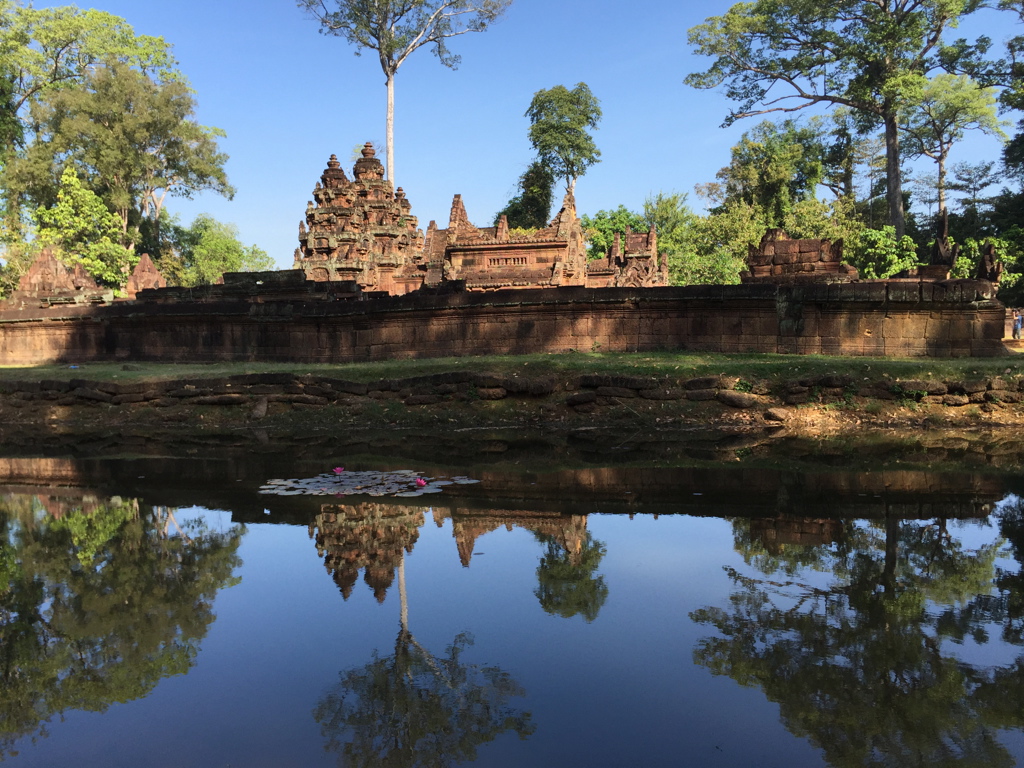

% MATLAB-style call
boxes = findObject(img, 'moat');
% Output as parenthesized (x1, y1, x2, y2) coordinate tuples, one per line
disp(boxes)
(4, 435, 1024, 767)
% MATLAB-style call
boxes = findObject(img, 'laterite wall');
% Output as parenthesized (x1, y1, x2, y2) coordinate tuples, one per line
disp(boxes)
(0, 281, 1008, 365)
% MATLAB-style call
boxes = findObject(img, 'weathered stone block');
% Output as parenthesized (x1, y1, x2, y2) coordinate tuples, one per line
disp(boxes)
(565, 391, 596, 406)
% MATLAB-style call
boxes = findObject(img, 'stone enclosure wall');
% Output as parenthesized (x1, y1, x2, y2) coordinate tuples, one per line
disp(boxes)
(0, 279, 1006, 365)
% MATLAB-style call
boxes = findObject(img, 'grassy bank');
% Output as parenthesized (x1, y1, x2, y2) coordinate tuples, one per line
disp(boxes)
(1, 349, 1022, 386)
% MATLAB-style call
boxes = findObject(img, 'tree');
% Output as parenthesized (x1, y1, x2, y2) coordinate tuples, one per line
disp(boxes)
(0, 1, 178, 234)
(13, 62, 232, 249)
(525, 82, 601, 193)
(297, 0, 511, 183)
(686, 0, 987, 238)
(166, 214, 273, 287)
(643, 191, 699, 285)
(900, 74, 1006, 212)
(493, 160, 554, 229)
(848, 225, 919, 278)
(710, 119, 827, 227)
(33, 166, 134, 286)
(580, 205, 645, 260)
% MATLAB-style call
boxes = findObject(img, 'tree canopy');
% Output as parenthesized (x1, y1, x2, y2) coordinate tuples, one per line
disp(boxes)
(525, 82, 601, 194)
(686, 0, 988, 238)
(297, 0, 511, 182)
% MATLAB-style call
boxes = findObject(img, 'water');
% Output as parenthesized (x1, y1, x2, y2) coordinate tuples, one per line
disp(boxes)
(4, 438, 1024, 767)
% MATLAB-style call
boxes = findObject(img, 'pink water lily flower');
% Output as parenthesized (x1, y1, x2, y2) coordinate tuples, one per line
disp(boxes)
(415, 478, 427, 487)
(333, 467, 345, 474)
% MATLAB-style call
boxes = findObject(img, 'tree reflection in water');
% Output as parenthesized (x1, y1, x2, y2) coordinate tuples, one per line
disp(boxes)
(691, 509, 1024, 767)
(312, 504, 534, 767)
(534, 531, 608, 623)
(0, 494, 244, 758)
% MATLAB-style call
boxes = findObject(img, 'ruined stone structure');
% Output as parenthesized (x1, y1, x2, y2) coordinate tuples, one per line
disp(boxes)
(124, 253, 167, 298)
(743, 229, 857, 283)
(6, 249, 166, 307)
(293, 146, 667, 293)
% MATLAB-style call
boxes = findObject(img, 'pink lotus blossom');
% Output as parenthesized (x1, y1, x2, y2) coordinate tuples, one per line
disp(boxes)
(333, 467, 345, 474)
(415, 478, 427, 487)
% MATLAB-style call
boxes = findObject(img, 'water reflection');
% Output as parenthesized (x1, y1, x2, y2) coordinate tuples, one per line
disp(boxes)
(691, 506, 1024, 767)
(310, 503, 534, 766)
(0, 492, 244, 759)
(534, 531, 608, 623)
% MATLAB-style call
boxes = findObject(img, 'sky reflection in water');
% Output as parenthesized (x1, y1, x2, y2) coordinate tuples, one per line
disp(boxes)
(3, 463, 1024, 767)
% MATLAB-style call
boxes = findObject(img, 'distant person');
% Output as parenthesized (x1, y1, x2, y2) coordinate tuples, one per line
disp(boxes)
(1014, 309, 1022, 340)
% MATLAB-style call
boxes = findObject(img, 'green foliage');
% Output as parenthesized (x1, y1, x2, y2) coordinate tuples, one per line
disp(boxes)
(14, 61, 232, 243)
(494, 161, 554, 229)
(580, 205, 646, 261)
(164, 213, 273, 287)
(706, 119, 826, 227)
(525, 82, 601, 193)
(849, 226, 919, 278)
(643, 191, 701, 285)
(900, 74, 1007, 209)
(34, 166, 135, 286)
(686, 0, 988, 237)
(0, 1, 179, 233)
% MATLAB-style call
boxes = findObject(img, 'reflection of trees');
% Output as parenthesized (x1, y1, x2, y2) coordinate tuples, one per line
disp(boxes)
(692, 513, 1020, 767)
(0, 494, 244, 757)
(313, 503, 533, 767)
(534, 531, 608, 623)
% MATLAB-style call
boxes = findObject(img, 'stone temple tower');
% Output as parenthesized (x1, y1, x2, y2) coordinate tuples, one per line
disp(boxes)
(293, 143, 426, 294)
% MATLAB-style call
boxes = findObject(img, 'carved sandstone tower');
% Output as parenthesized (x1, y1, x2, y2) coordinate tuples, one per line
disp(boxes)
(293, 143, 426, 294)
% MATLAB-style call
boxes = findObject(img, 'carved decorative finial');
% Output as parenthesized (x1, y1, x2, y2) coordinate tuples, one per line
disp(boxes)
(362, 142, 375, 158)
(395, 186, 405, 200)
(327, 154, 341, 169)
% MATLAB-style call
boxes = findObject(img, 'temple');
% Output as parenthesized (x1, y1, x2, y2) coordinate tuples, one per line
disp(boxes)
(293, 144, 668, 293)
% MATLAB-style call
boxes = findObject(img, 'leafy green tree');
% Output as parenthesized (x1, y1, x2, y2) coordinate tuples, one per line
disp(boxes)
(686, 0, 987, 238)
(165, 214, 273, 287)
(580, 205, 645, 260)
(297, 0, 511, 183)
(13, 61, 232, 249)
(900, 74, 1006, 212)
(848, 225, 919, 278)
(0, 496, 244, 757)
(33, 166, 135, 286)
(494, 160, 554, 229)
(709, 119, 826, 227)
(534, 532, 608, 623)
(526, 82, 601, 193)
(0, 1, 178, 234)
(643, 191, 697, 285)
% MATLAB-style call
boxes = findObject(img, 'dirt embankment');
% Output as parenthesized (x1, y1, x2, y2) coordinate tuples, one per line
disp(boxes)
(3, 367, 1024, 444)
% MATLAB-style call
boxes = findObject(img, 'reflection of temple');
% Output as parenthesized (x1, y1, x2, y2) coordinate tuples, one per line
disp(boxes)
(293, 145, 667, 293)
(309, 503, 425, 601)
(431, 508, 590, 567)
(749, 516, 844, 553)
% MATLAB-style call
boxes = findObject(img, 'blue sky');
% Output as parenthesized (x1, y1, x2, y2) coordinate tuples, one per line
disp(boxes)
(32, 0, 1017, 267)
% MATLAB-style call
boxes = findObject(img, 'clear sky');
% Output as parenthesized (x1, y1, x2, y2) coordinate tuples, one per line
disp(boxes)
(32, 0, 1017, 267)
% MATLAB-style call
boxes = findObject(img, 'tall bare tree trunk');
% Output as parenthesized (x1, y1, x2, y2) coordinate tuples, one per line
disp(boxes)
(386, 72, 395, 183)
(883, 108, 906, 239)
